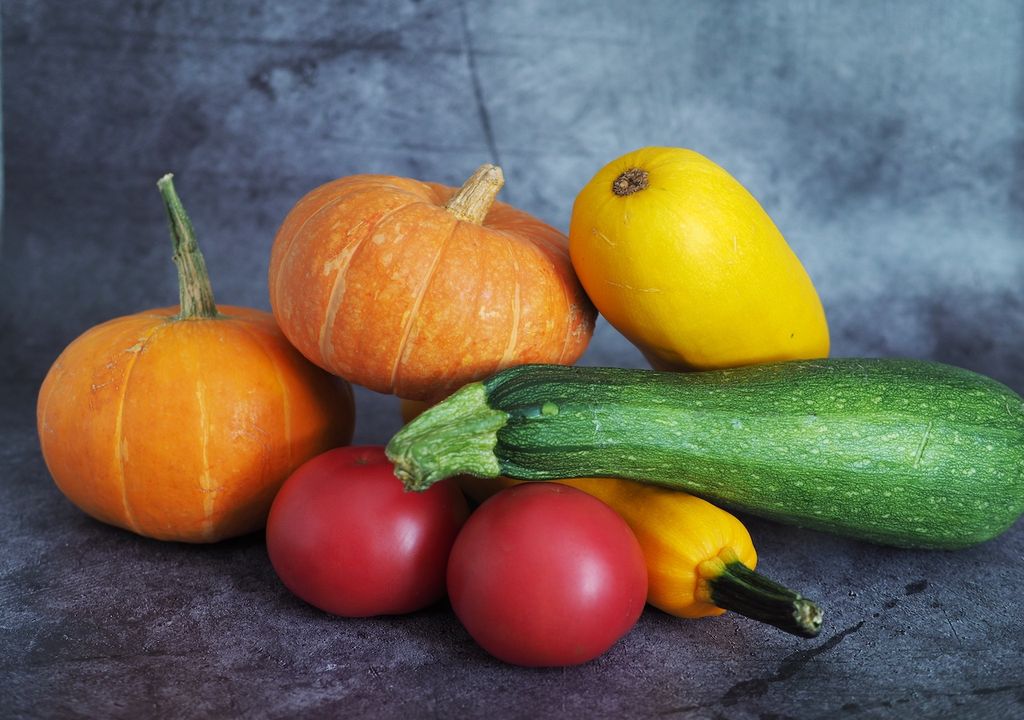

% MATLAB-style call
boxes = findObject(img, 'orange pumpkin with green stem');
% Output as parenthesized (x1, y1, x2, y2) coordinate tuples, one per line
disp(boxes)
(268, 164, 595, 402)
(37, 175, 355, 543)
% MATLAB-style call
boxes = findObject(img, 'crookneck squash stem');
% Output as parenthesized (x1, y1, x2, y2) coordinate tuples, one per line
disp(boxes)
(157, 173, 220, 320)
(698, 550, 823, 638)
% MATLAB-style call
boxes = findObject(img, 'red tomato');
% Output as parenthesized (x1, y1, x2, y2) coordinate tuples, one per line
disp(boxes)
(266, 445, 469, 617)
(447, 483, 648, 666)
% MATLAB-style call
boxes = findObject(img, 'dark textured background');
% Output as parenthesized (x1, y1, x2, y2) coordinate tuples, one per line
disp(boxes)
(2, 2, 1023, 718)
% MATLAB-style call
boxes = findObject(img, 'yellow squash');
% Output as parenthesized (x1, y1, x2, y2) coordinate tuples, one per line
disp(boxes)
(457, 475, 822, 637)
(569, 147, 829, 371)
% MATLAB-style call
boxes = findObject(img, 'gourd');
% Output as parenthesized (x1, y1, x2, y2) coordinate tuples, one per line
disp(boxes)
(386, 360, 1024, 549)
(457, 476, 822, 637)
(268, 164, 595, 402)
(37, 175, 355, 543)
(569, 147, 829, 371)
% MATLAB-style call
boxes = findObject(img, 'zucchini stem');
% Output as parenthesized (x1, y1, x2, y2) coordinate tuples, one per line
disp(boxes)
(386, 382, 506, 491)
(707, 560, 823, 638)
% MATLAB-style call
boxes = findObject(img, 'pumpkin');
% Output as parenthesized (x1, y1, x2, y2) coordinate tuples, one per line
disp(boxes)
(36, 175, 355, 543)
(569, 147, 829, 371)
(268, 164, 595, 402)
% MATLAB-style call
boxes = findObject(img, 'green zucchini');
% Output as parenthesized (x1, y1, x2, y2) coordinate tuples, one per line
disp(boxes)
(385, 359, 1024, 549)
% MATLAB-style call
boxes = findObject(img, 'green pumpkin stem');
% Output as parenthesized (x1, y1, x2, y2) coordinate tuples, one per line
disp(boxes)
(157, 173, 220, 320)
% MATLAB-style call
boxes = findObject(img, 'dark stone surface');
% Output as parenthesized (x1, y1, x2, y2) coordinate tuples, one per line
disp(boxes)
(4, 381, 1024, 719)
(2, 2, 1024, 718)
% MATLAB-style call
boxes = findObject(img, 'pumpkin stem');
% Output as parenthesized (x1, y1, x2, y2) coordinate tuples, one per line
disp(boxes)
(445, 164, 504, 224)
(157, 174, 220, 320)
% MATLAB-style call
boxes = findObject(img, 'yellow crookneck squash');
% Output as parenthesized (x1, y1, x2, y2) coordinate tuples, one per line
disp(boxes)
(569, 147, 829, 371)
(457, 475, 822, 637)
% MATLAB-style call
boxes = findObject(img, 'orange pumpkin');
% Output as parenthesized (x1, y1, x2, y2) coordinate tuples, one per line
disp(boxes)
(268, 164, 595, 402)
(37, 175, 355, 543)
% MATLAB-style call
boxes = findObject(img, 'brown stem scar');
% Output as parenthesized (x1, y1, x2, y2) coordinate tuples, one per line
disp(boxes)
(612, 168, 649, 196)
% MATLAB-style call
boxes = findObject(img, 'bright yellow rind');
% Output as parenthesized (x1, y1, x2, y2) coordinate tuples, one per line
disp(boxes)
(569, 146, 829, 370)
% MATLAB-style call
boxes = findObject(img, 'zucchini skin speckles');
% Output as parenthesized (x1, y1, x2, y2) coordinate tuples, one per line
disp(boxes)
(387, 359, 1024, 549)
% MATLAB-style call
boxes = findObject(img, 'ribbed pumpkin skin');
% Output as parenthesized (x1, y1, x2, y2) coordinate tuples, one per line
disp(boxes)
(268, 174, 595, 402)
(37, 306, 355, 543)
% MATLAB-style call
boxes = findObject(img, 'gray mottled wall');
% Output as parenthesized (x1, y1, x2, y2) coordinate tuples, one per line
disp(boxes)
(3, 1, 1023, 443)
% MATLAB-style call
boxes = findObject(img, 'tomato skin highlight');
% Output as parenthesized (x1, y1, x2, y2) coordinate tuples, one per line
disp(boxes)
(447, 483, 648, 667)
(266, 445, 469, 617)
